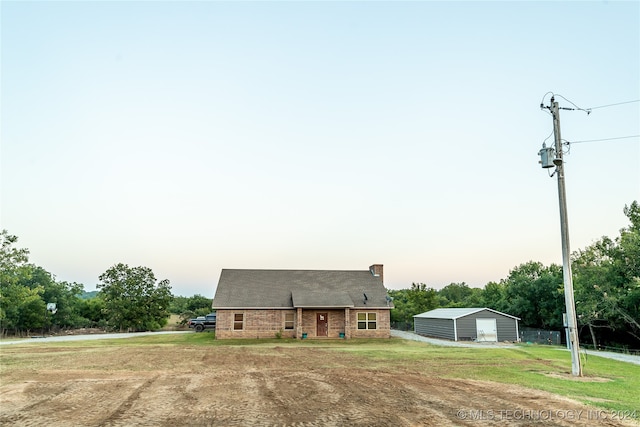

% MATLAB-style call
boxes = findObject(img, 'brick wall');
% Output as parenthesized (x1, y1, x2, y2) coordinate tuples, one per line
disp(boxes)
(300, 309, 346, 339)
(215, 309, 297, 339)
(349, 309, 391, 338)
(369, 264, 384, 283)
(215, 308, 391, 339)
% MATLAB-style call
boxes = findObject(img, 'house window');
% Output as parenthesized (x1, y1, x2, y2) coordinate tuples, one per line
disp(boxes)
(284, 313, 294, 330)
(234, 313, 244, 330)
(357, 312, 377, 330)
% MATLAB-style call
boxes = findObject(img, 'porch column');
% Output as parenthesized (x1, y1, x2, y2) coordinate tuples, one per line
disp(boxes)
(344, 307, 351, 339)
(296, 307, 303, 339)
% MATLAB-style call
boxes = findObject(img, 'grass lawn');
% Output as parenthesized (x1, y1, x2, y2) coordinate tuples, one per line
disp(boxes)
(336, 339, 640, 413)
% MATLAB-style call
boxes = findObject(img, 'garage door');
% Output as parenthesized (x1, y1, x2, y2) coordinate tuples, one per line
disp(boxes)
(476, 318, 497, 342)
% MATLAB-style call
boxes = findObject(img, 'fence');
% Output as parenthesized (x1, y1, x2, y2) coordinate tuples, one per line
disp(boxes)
(520, 328, 562, 345)
(581, 343, 640, 355)
(391, 321, 413, 331)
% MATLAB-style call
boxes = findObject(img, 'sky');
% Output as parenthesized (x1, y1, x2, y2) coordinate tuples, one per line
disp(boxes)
(1, 1, 638, 297)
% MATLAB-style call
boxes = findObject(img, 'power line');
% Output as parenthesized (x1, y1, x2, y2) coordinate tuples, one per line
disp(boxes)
(540, 93, 640, 115)
(568, 135, 640, 144)
(554, 94, 590, 114)
(587, 99, 640, 111)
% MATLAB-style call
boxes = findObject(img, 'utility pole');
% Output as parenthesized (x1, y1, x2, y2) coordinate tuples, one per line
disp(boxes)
(540, 96, 583, 377)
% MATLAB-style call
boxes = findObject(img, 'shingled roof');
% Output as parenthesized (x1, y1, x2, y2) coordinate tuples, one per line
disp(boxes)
(212, 268, 392, 309)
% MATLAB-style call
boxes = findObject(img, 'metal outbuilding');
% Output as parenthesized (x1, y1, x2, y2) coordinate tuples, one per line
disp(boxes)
(413, 308, 520, 342)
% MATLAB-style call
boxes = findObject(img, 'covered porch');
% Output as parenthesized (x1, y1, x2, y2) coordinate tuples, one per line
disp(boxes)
(292, 290, 354, 339)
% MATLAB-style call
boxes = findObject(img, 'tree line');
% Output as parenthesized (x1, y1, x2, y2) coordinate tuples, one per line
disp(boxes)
(2, 201, 638, 347)
(389, 201, 640, 350)
(0, 231, 212, 335)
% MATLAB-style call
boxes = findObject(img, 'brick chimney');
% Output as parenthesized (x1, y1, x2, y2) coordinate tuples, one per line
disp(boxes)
(369, 264, 383, 283)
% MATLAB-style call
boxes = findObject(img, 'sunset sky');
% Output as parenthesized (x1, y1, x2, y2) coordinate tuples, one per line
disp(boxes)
(2, 1, 638, 297)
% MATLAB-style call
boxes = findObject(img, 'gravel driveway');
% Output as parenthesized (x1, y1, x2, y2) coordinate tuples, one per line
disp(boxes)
(0, 331, 190, 345)
(391, 329, 516, 348)
(392, 330, 640, 365)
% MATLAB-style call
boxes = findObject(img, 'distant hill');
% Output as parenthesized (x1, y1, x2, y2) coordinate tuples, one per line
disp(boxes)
(79, 290, 99, 300)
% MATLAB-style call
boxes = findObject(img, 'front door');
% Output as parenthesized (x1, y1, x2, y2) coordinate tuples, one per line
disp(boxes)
(317, 313, 328, 337)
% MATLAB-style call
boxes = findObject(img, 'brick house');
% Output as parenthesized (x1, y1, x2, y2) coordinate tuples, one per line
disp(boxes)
(211, 264, 393, 339)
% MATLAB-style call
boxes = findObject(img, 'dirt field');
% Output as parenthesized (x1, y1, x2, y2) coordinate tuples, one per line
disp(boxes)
(0, 341, 637, 427)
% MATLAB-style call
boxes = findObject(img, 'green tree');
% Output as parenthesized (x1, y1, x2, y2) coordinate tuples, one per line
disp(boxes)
(573, 201, 640, 347)
(438, 282, 474, 307)
(0, 230, 46, 335)
(481, 281, 507, 312)
(169, 295, 189, 315)
(17, 264, 86, 330)
(76, 296, 106, 328)
(573, 236, 618, 348)
(616, 201, 640, 340)
(170, 294, 212, 314)
(502, 261, 564, 329)
(389, 283, 438, 329)
(187, 294, 213, 313)
(0, 230, 29, 282)
(460, 287, 484, 307)
(170, 294, 213, 325)
(97, 263, 173, 331)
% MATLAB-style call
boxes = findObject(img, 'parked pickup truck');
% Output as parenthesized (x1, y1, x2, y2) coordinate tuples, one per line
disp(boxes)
(188, 313, 216, 332)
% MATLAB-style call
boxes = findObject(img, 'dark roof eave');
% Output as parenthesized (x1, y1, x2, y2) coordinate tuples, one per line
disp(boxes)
(213, 306, 393, 310)
(351, 306, 392, 310)
(213, 306, 292, 310)
(294, 304, 354, 309)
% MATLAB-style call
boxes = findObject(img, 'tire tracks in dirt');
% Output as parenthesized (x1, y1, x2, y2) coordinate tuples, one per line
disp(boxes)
(3, 345, 639, 426)
(97, 375, 159, 427)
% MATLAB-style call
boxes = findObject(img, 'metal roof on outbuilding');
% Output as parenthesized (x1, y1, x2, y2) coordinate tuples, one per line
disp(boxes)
(414, 307, 520, 320)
